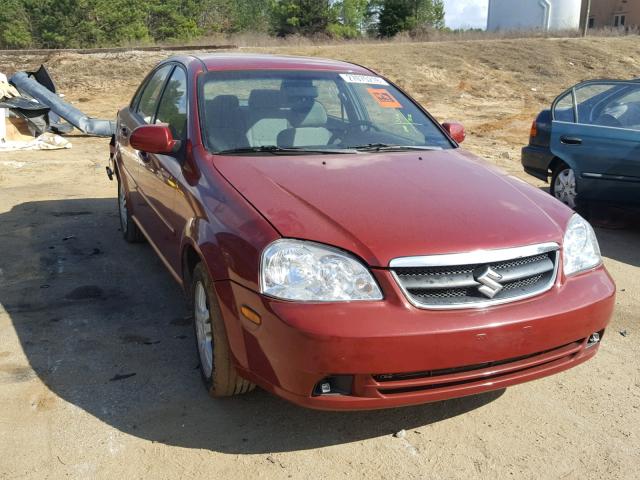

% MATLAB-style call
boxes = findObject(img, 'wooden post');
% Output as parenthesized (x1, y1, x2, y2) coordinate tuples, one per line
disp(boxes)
(583, 0, 592, 36)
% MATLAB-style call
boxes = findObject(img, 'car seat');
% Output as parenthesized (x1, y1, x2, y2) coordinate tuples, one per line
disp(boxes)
(206, 95, 248, 152)
(246, 90, 290, 147)
(277, 79, 332, 148)
(277, 101, 332, 148)
(595, 113, 622, 128)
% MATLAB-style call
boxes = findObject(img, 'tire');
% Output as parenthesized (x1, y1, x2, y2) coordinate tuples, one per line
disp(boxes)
(191, 263, 254, 397)
(117, 173, 144, 243)
(550, 163, 579, 210)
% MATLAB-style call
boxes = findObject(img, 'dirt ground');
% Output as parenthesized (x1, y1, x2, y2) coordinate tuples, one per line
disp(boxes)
(1, 37, 639, 479)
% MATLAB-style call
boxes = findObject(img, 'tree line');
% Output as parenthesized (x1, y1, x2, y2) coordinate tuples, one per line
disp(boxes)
(0, 0, 445, 49)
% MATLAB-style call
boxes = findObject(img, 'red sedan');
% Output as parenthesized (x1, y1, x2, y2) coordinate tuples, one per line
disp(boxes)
(108, 54, 615, 410)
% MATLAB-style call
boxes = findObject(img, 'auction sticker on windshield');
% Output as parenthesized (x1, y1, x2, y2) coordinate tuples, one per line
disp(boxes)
(339, 74, 389, 85)
(367, 88, 402, 108)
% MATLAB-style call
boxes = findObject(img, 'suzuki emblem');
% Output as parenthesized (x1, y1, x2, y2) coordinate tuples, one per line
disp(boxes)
(475, 266, 504, 299)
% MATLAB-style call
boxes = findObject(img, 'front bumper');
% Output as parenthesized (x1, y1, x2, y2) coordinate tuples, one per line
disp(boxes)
(215, 266, 615, 410)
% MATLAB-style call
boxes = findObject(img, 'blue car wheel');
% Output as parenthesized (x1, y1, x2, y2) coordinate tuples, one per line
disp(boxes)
(551, 164, 578, 209)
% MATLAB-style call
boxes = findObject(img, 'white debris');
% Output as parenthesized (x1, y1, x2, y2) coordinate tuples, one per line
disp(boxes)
(0, 73, 20, 99)
(0, 160, 26, 169)
(0, 132, 72, 151)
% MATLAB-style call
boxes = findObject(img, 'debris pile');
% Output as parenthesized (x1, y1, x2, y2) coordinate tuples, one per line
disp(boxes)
(0, 65, 115, 152)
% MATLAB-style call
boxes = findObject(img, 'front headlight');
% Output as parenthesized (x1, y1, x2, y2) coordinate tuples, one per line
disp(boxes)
(260, 239, 383, 301)
(563, 214, 602, 276)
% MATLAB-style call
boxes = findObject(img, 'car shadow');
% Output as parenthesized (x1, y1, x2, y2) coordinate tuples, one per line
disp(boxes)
(582, 205, 640, 268)
(0, 198, 504, 454)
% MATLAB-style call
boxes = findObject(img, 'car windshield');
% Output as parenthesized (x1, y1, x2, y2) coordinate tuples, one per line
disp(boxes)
(199, 70, 453, 154)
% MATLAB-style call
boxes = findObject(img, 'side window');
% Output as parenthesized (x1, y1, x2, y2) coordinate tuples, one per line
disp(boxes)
(572, 82, 638, 129)
(553, 91, 575, 123)
(155, 67, 188, 140)
(136, 65, 173, 123)
(594, 86, 640, 131)
(574, 83, 618, 125)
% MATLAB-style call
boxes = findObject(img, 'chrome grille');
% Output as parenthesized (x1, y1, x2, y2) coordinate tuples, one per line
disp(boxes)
(390, 243, 559, 309)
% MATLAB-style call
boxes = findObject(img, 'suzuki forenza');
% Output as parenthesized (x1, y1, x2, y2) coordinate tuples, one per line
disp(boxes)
(108, 54, 615, 410)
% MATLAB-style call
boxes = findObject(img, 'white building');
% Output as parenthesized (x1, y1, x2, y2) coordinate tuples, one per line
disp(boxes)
(487, 0, 583, 31)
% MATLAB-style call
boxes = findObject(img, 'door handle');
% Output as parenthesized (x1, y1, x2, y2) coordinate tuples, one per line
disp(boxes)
(560, 136, 582, 145)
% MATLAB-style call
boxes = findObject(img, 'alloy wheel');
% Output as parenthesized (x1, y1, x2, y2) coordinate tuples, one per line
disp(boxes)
(194, 281, 213, 379)
(118, 180, 128, 231)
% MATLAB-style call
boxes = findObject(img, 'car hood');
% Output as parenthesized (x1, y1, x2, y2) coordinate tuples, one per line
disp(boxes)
(212, 149, 572, 267)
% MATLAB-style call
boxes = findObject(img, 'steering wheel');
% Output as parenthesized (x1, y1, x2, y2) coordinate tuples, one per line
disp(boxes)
(329, 121, 383, 145)
(347, 120, 383, 133)
(329, 121, 385, 146)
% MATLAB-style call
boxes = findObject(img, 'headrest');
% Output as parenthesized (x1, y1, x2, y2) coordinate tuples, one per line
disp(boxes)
(248, 89, 283, 109)
(289, 101, 328, 127)
(209, 94, 239, 111)
(281, 78, 318, 100)
(207, 95, 241, 127)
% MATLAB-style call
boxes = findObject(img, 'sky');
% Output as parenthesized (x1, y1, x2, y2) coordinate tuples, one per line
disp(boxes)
(444, 0, 489, 30)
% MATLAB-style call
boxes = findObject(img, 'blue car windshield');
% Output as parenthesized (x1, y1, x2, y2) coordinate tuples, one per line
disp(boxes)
(199, 70, 453, 154)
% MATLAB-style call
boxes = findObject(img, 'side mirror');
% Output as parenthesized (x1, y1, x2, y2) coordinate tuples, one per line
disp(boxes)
(130, 124, 180, 154)
(442, 122, 466, 144)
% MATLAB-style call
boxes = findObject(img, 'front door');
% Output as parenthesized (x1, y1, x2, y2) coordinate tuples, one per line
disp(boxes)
(144, 65, 190, 274)
(117, 64, 173, 224)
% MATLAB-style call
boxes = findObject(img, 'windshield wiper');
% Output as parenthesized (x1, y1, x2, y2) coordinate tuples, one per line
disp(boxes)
(350, 143, 442, 152)
(216, 145, 356, 155)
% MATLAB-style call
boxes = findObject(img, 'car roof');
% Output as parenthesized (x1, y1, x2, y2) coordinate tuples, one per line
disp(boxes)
(190, 53, 373, 74)
(577, 78, 640, 84)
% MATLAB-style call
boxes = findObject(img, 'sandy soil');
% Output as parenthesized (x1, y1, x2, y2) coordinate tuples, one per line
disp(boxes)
(0, 37, 639, 479)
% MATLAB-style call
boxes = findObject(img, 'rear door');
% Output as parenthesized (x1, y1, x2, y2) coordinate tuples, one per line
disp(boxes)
(550, 81, 640, 204)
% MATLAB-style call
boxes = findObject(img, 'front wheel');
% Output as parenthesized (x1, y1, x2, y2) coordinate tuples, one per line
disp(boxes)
(551, 164, 579, 209)
(191, 263, 254, 397)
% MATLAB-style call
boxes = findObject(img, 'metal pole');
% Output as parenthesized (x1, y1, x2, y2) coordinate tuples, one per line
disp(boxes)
(583, 0, 592, 36)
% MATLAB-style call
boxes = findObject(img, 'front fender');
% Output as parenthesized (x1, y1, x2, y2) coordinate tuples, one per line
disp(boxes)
(179, 216, 274, 374)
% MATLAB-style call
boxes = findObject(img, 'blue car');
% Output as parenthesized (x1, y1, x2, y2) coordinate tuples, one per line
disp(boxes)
(522, 79, 640, 209)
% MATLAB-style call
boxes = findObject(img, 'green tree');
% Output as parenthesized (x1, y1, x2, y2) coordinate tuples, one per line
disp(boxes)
(91, 0, 150, 46)
(233, 0, 271, 32)
(19, 0, 204, 47)
(329, 0, 369, 38)
(0, 0, 446, 49)
(269, 0, 332, 37)
(0, 0, 32, 48)
(378, 0, 413, 37)
(144, 0, 201, 42)
(27, 0, 96, 48)
(198, 0, 270, 34)
(431, 0, 445, 29)
(377, 0, 445, 37)
(414, 0, 444, 29)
